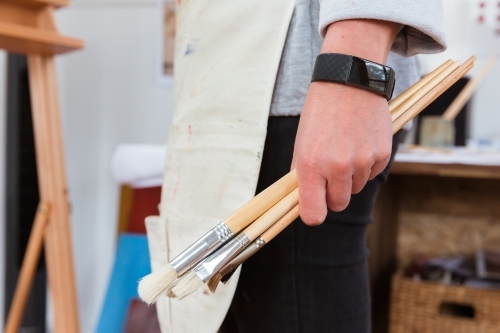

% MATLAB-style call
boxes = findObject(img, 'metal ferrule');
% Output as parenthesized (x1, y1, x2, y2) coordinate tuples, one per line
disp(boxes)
(219, 237, 267, 282)
(170, 221, 233, 275)
(255, 237, 266, 249)
(192, 233, 251, 282)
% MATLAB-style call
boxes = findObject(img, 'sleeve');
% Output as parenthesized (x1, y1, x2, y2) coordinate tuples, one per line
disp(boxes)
(318, 0, 447, 57)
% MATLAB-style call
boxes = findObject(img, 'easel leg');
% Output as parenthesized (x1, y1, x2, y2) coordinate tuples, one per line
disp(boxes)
(27, 55, 80, 333)
(4, 203, 49, 333)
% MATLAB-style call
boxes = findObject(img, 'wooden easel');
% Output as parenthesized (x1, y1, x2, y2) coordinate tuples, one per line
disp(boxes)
(0, 1, 84, 332)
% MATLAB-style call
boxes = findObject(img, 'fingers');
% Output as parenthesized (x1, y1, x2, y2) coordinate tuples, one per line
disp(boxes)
(351, 165, 371, 195)
(291, 82, 393, 227)
(368, 148, 391, 180)
(297, 165, 328, 226)
(299, 151, 387, 220)
(326, 173, 352, 212)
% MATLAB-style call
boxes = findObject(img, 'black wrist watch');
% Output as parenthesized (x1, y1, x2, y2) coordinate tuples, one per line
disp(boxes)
(311, 53, 396, 101)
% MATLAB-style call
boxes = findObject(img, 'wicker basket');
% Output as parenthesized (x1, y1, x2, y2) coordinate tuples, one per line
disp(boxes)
(389, 272, 500, 333)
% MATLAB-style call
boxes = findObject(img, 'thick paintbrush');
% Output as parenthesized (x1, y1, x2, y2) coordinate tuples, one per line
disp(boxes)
(171, 189, 299, 299)
(207, 204, 300, 293)
(138, 170, 298, 304)
(167, 57, 476, 299)
(206, 56, 478, 294)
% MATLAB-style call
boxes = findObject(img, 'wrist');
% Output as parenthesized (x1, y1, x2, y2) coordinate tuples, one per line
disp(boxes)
(321, 19, 400, 64)
(311, 53, 395, 100)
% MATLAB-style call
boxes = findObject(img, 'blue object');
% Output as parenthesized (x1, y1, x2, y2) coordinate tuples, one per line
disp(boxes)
(96, 233, 151, 333)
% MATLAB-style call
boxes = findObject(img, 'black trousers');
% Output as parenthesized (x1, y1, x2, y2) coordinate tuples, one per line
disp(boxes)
(220, 116, 400, 333)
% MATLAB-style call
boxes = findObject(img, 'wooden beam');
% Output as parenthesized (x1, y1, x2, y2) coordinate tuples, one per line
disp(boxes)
(0, 1, 83, 55)
(0, 21, 83, 54)
(2, 0, 69, 9)
(1, 2, 82, 332)
(28, 54, 81, 333)
(4, 203, 50, 333)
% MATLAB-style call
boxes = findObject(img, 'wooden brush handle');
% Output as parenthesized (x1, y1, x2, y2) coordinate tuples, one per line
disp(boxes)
(243, 188, 299, 241)
(261, 204, 299, 243)
(390, 61, 460, 123)
(225, 169, 298, 234)
(442, 54, 496, 121)
(225, 57, 475, 236)
(388, 59, 454, 112)
(392, 58, 475, 132)
(421, 64, 474, 112)
(434, 56, 476, 101)
(236, 58, 474, 249)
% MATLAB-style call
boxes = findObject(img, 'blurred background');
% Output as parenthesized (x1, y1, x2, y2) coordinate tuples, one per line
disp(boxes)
(0, 0, 499, 332)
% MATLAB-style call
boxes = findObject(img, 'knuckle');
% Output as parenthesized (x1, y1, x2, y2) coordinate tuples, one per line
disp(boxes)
(378, 145, 392, 161)
(298, 159, 321, 175)
(354, 154, 374, 170)
(332, 160, 351, 174)
(380, 150, 391, 162)
(373, 150, 390, 166)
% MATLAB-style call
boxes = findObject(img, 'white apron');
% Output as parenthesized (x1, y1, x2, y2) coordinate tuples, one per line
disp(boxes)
(145, 0, 295, 332)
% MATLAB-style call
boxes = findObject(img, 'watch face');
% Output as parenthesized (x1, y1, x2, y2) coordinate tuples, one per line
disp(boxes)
(349, 57, 394, 96)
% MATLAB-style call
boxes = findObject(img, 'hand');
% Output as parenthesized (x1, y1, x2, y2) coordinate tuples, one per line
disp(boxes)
(292, 83, 392, 225)
(291, 19, 399, 226)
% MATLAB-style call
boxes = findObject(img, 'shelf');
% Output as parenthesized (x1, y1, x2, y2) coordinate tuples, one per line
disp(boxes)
(391, 161, 500, 180)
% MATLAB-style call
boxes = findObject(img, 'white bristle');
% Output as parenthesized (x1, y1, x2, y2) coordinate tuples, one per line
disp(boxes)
(165, 277, 180, 298)
(138, 264, 178, 304)
(171, 271, 204, 299)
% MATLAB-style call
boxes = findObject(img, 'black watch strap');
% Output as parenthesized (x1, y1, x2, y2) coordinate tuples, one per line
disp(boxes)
(311, 53, 396, 101)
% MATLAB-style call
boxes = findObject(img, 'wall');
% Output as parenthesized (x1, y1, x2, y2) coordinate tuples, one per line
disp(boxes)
(418, 0, 500, 140)
(53, 1, 174, 332)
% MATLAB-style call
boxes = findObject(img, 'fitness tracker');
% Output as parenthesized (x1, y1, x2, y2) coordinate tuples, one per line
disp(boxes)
(311, 53, 396, 101)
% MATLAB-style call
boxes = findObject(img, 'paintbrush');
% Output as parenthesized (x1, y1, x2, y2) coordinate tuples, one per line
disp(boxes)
(442, 54, 496, 121)
(171, 188, 299, 299)
(207, 204, 300, 293)
(138, 170, 298, 304)
(139, 57, 476, 303)
(203, 60, 466, 292)
(392, 57, 475, 131)
(169, 57, 476, 299)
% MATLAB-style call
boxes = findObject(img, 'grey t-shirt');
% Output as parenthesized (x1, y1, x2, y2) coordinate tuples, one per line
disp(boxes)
(270, 0, 443, 116)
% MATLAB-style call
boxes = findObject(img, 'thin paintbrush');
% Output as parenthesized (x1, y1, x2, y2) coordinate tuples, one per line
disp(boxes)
(390, 60, 460, 122)
(392, 57, 475, 131)
(207, 204, 300, 293)
(388, 59, 454, 111)
(442, 54, 496, 121)
(138, 170, 298, 304)
(171, 188, 299, 299)
(204, 60, 469, 293)
(140, 57, 475, 303)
